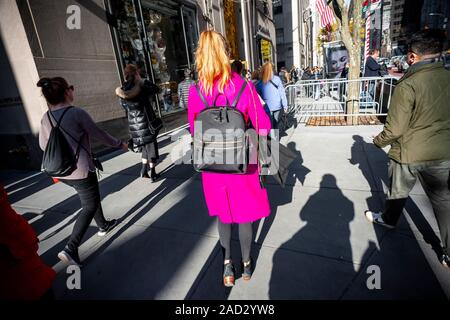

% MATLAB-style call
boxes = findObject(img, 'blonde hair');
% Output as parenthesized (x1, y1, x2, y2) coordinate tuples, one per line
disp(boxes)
(195, 30, 231, 96)
(261, 62, 273, 84)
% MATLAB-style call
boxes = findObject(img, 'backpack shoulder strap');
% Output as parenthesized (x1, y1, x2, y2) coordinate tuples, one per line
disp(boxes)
(194, 83, 209, 109)
(231, 81, 248, 107)
(47, 106, 73, 128)
(269, 79, 278, 89)
(49, 107, 88, 159)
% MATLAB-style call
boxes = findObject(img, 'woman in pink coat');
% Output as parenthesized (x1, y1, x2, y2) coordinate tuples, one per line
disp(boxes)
(188, 30, 271, 287)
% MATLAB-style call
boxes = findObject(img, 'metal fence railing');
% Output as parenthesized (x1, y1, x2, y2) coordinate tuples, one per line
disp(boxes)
(285, 76, 397, 122)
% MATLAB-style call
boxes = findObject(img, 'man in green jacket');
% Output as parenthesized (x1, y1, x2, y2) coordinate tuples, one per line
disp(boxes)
(365, 30, 450, 268)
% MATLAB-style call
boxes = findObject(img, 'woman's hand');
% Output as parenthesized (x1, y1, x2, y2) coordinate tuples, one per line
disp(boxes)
(121, 142, 128, 151)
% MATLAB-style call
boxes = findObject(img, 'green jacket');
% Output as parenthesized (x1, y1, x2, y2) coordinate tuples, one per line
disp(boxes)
(374, 61, 450, 164)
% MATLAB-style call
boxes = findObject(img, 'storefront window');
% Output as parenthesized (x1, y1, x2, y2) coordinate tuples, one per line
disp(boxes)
(113, 0, 148, 72)
(110, 0, 198, 118)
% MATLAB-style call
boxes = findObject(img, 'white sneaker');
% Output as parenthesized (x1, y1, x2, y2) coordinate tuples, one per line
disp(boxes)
(364, 210, 395, 229)
(57, 249, 82, 266)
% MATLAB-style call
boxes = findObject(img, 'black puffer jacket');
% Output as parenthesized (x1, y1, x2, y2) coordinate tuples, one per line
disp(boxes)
(116, 79, 161, 147)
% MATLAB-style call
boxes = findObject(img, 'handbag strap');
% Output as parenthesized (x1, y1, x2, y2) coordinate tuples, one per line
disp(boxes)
(269, 79, 278, 89)
(195, 81, 247, 109)
(247, 79, 261, 176)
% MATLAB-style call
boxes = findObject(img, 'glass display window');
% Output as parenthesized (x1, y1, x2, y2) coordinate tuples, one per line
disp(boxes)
(109, 0, 198, 117)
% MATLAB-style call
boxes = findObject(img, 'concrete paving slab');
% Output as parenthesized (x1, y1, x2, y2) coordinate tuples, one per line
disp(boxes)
(53, 225, 219, 300)
(341, 231, 447, 299)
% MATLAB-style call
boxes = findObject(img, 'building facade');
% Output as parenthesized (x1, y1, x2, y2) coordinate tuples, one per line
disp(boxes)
(0, 0, 276, 170)
(273, 0, 313, 71)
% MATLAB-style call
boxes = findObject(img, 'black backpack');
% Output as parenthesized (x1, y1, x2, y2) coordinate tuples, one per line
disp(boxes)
(192, 81, 248, 174)
(41, 107, 81, 177)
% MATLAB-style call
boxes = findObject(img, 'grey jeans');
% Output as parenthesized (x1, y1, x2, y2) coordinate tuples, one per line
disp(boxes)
(382, 159, 450, 255)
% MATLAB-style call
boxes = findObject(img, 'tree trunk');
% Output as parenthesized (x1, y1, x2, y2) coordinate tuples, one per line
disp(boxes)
(334, 0, 363, 125)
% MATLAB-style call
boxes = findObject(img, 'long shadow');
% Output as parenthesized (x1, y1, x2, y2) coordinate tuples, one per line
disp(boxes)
(1, 171, 53, 204)
(3, 149, 132, 205)
(269, 175, 355, 299)
(351, 135, 443, 259)
(251, 141, 310, 275)
(34, 152, 170, 267)
(57, 163, 231, 299)
(36, 162, 142, 266)
(280, 110, 298, 139)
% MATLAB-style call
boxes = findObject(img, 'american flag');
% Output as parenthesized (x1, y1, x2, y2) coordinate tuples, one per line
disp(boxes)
(316, 0, 335, 28)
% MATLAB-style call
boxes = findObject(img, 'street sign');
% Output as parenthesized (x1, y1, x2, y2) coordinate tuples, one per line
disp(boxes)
(261, 39, 272, 63)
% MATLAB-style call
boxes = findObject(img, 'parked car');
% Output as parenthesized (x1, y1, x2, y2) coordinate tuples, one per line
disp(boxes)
(385, 59, 394, 69)
(379, 57, 393, 72)
(390, 55, 402, 68)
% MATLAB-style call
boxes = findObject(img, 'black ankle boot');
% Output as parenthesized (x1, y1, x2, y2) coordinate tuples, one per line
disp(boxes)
(223, 261, 235, 287)
(242, 259, 253, 281)
(140, 163, 150, 178)
(150, 167, 160, 182)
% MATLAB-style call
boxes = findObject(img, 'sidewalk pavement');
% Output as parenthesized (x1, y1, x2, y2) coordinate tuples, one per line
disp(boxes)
(1, 123, 449, 300)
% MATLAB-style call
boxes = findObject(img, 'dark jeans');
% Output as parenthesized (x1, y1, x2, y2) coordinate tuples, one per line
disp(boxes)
(270, 109, 282, 140)
(60, 171, 107, 252)
(382, 160, 450, 255)
(368, 81, 376, 99)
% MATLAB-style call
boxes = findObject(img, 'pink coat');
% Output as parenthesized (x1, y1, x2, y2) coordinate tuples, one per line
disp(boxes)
(188, 72, 272, 224)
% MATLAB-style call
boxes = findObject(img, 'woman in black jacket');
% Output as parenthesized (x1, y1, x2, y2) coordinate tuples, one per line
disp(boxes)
(116, 64, 162, 181)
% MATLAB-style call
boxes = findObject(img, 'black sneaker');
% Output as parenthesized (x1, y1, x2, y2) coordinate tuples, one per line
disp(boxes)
(58, 247, 82, 266)
(440, 254, 450, 268)
(98, 219, 118, 237)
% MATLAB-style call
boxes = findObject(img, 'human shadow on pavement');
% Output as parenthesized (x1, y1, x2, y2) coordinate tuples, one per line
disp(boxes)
(58, 163, 226, 299)
(251, 141, 310, 276)
(279, 109, 298, 139)
(350, 135, 443, 259)
(269, 174, 355, 299)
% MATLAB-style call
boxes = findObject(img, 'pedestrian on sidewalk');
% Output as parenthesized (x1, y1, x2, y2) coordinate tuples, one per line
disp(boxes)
(178, 68, 195, 110)
(0, 184, 56, 299)
(364, 49, 382, 99)
(365, 30, 450, 268)
(188, 30, 272, 287)
(38, 77, 127, 266)
(256, 62, 288, 140)
(116, 64, 162, 181)
(290, 65, 299, 83)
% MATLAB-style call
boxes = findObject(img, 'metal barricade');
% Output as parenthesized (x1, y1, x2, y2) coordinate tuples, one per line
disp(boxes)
(285, 76, 396, 122)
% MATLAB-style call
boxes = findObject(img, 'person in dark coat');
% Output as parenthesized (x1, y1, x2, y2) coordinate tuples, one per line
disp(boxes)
(364, 49, 381, 77)
(364, 49, 382, 98)
(116, 64, 162, 182)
